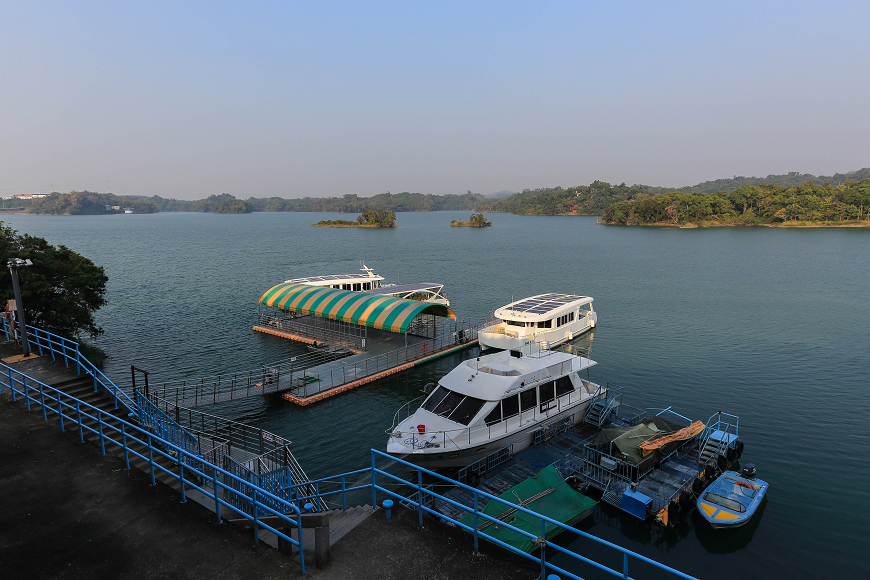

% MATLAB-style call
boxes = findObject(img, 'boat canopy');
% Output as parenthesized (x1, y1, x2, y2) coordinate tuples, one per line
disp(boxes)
(259, 282, 456, 333)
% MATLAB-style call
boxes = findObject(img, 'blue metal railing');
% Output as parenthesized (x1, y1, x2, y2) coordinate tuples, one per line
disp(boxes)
(135, 390, 201, 467)
(0, 363, 307, 574)
(1, 317, 138, 415)
(276, 452, 698, 580)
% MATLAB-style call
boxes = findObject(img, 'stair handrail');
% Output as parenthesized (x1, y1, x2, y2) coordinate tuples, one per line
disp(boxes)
(1, 318, 138, 415)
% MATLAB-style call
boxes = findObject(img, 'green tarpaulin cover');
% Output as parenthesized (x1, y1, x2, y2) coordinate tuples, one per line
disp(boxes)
(590, 416, 685, 471)
(459, 465, 597, 553)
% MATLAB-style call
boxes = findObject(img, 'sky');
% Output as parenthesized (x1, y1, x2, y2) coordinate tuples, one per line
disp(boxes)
(2, 1, 868, 200)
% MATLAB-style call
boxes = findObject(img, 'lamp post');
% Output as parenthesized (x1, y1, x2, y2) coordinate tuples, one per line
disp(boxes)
(7, 258, 33, 357)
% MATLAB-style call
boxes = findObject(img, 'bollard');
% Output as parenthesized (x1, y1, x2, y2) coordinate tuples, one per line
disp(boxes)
(303, 502, 314, 513)
(383, 499, 394, 519)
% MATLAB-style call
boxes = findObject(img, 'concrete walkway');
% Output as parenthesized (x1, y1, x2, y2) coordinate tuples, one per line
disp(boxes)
(0, 345, 538, 579)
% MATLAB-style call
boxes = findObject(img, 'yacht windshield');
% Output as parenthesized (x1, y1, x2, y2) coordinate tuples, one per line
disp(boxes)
(703, 492, 746, 513)
(432, 390, 465, 417)
(448, 395, 486, 426)
(422, 386, 449, 412)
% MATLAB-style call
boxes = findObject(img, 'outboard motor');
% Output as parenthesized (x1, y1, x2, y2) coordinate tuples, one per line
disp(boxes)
(741, 463, 757, 480)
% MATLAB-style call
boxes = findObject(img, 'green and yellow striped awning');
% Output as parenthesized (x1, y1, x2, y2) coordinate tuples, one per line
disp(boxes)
(259, 283, 455, 333)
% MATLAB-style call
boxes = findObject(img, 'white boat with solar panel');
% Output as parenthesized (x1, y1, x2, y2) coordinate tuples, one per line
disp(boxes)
(478, 294, 596, 351)
(386, 345, 604, 469)
(286, 264, 449, 306)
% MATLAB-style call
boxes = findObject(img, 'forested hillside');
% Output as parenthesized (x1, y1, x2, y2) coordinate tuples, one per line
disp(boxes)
(602, 180, 870, 225)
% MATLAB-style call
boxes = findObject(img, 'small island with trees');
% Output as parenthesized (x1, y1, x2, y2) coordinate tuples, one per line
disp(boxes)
(311, 209, 397, 228)
(451, 213, 492, 227)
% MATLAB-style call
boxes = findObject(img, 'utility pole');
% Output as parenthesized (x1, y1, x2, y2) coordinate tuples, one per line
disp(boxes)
(7, 258, 33, 357)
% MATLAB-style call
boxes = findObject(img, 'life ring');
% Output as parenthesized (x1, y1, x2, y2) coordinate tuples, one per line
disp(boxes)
(421, 342, 429, 353)
(735, 481, 754, 490)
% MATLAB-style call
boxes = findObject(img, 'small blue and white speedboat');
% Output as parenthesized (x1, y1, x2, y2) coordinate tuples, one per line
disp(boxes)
(697, 464, 769, 529)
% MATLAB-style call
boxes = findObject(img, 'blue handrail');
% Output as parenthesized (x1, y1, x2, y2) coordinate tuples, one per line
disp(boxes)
(0, 363, 307, 574)
(1, 317, 137, 415)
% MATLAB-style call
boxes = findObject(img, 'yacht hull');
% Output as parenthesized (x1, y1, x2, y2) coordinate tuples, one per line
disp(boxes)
(387, 397, 596, 470)
(479, 314, 597, 351)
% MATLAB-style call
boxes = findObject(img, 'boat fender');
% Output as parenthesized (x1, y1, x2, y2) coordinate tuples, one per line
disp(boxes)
(726, 447, 738, 463)
(469, 473, 481, 487)
(678, 491, 691, 513)
(692, 478, 704, 494)
(667, 500, 680, 526)
(716, 454, 727, 473)
(704, 464, 715, 482)
(735, 440, 745, 458)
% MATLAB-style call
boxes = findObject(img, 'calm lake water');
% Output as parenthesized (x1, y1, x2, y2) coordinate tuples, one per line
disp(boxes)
(3, 211, 868, 578)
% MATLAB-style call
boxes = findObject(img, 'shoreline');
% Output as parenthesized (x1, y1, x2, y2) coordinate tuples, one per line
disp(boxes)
(600, 220, 870, 228)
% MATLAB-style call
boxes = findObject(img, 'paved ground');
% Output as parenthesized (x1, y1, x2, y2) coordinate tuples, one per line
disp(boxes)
(0, 347, 539, 580)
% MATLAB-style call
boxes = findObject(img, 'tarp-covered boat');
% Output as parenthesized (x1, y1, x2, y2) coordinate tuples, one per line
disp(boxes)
(459, 465, 597, 553)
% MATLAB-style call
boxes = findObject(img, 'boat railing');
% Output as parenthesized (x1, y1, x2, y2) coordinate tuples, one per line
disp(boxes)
(389, 386, 596, 449)
(388, 395, 426, 432)
(697, 411, 740, 464)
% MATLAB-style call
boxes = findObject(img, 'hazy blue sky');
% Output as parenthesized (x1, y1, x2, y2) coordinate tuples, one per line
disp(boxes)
(2, 1, 868, 199)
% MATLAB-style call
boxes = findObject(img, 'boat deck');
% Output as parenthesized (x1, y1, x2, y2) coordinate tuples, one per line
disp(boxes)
(434, 417, 715, 525)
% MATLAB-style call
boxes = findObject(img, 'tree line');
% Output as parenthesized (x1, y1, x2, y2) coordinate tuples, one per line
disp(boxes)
(602, 179, 870, 225)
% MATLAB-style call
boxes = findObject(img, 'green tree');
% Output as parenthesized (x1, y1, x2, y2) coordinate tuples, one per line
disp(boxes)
(0, 222, 108, 339)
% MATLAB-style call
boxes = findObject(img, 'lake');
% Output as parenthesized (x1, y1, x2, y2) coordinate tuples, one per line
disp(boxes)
(3, 211, 868, 578)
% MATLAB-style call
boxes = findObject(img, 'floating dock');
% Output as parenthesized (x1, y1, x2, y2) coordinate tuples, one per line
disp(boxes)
(434, 392, 741, 529)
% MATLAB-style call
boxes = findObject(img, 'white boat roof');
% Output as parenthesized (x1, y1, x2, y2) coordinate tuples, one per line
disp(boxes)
(495, 293, 593, 321)
(437, 349, 597, 402)
(285, 273, 384, 284)
(365, 282, 444, 296)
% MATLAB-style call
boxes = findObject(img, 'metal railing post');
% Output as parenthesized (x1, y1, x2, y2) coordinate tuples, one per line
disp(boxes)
(473, 491, 479, 554)
(624, 552, 629, 578)
(77, 401, 83, 442)
(212, 469, 222, 523)
(342, 476, 347, 511)
(98, 411, 106, 455)
(252, 490, 259, 546)
(23, 375, 29, 411)
(148, 434, 156, 485)
(371, 453, 377, 510)
(121, 423, 130, 469)
(39, 382, 47, 420)
(9, 369, 15, 402)
(179, 459, 186, 503)
(57, 392, 64, 431)
(418, 469, 424, 528)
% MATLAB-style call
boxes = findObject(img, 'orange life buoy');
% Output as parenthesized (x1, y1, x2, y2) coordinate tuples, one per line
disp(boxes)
(421, 342, 429, 352)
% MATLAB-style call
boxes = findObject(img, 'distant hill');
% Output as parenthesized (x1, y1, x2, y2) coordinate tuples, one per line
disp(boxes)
(483, 190, 517, 199)
(673, 167, 870, 194)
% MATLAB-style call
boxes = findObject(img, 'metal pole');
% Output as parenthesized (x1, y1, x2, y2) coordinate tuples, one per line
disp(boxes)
(8, 261, 30, 356)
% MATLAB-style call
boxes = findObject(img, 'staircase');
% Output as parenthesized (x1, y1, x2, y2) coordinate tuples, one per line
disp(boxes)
(584, 398, 615, 427)
(49, 376, 188, 493)
(600, 480, 629, 508)
(698, 430, 737, 465)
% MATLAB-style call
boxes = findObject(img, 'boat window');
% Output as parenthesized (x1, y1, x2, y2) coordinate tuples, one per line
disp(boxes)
(540, 382, 555, 404)
(504, 319, 526, 327)
(448, 395, 486, 426)
(353, 283, 361, 291)
(342, 284, 351, 290)
(555, 375, 574, 397)
(363, 282, 371, 290)
(422, 386, 449, 412)
(520, 388, 537, 412)
(703, 492, 746, 513)
(569, 312, 575, 322)
(432, 390, 465, 418)
(502, 394, 520, 419)
(484, 403, 502, 426)
(538, 319, 552, 329)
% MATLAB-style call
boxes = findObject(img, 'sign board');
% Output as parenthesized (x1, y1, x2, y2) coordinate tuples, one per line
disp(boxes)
(262, 432, 273, 442)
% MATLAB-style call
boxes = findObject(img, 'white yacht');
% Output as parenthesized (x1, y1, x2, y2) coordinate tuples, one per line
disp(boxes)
(286, 264, 449, 306)
(478, 294, 596, 351)
(386, 346, 604, 469)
